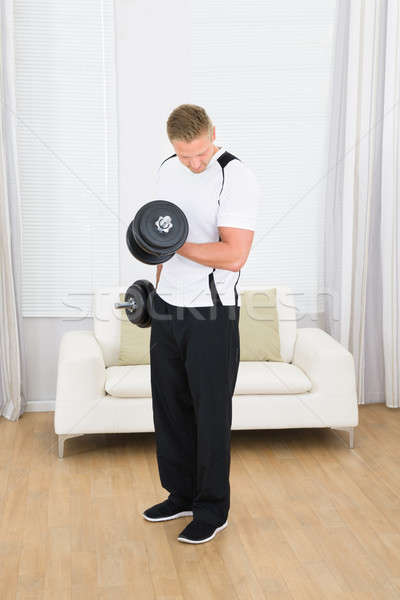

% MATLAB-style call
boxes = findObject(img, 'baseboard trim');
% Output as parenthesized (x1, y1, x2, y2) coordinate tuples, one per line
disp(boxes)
(25, 400, 55, 412)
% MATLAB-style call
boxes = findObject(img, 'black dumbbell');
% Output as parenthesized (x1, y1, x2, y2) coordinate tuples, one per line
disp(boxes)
(114, 279, 155, 327)
(126, 200, 189, 264)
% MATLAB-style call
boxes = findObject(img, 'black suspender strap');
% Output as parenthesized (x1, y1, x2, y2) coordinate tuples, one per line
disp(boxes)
(216, 151, 241, 205)
(159, 153, 176, 168)
(210, 151, 242, 307)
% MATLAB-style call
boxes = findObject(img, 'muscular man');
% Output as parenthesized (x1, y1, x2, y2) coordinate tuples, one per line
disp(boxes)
(142, 104, 260, 544)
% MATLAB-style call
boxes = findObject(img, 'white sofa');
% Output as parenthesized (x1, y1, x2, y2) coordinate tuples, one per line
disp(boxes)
(54, 284, 359, 457)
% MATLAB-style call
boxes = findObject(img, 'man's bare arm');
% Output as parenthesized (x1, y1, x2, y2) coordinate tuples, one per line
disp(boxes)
(175, 227, 254, 272)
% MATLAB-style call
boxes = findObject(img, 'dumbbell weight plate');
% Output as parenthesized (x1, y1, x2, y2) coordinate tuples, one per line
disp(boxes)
(133, 200, 188, 257)
(126, 222, 175, 265)
(124, 283, 148, 326)
(134, 279, 155, 327)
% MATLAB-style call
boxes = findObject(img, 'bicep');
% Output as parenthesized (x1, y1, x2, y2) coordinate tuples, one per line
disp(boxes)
(218, 226, 255, 266)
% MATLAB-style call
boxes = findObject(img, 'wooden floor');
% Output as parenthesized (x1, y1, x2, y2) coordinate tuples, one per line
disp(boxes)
(1, 404, 400, 599)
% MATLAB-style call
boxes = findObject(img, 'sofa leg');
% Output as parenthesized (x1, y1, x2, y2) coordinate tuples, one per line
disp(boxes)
(330, 427, 355, 449)
(58, 433, 85, 458)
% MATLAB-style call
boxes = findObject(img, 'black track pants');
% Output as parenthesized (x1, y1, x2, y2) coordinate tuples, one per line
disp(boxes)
(149, 291, 240, 527)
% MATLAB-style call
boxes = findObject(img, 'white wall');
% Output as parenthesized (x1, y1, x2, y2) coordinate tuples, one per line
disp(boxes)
(116, 0, 192, 285)
(24, 0, 191, 407)
(24, 0, 328, 408)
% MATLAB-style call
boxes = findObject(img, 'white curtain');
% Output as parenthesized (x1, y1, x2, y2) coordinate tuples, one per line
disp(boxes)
(0, 0, 27, 420)
(322, 0, 351, 343)
(381, 0, 400, 408)
(325, 0, 398, 407)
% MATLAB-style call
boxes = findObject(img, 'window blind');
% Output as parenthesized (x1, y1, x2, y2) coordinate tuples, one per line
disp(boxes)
(191, 0, 337, 317)
(14, 0, 119, 317)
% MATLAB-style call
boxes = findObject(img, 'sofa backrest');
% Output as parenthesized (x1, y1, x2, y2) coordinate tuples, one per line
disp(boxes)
(93, 284, 297, 367)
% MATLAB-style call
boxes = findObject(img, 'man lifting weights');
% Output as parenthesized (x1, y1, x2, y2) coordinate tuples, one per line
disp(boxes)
(142, 104, 260, 544)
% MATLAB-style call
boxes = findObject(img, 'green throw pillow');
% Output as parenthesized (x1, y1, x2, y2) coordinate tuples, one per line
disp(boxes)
(238, 288, 283, 361)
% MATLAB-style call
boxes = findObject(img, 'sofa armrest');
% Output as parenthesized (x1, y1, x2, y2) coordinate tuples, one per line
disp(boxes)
(292, 327, 357, 397)
(54, 330, 106, 434)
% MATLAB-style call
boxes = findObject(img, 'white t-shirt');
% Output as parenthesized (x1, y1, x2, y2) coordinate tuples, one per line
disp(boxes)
(154, 146, 260, 307)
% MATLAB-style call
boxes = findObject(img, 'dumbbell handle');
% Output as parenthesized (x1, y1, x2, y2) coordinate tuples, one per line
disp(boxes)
(114, 300, 137, 311)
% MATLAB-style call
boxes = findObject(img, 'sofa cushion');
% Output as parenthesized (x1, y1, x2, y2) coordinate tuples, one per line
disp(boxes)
(234, 362, 312, 394)
(105, 361, 312, 398)
(239, 288, 283, 361)
(105, 364, 151, 398)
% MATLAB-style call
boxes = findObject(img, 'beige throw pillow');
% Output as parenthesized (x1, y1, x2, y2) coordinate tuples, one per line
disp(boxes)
(117, 292, 151, 365)
(238, 288, 283, 361)
(118, 288, 283, 365)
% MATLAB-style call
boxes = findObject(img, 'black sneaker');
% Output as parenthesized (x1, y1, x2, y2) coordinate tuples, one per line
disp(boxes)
(142, 498, 193, 522)
(177, 518, 228, 544)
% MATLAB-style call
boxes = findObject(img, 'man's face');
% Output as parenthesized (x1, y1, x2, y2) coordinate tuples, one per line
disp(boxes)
(172, 127, 218, 174)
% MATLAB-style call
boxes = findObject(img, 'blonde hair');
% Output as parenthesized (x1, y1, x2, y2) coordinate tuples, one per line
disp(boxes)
(166, 104, 213, 143)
